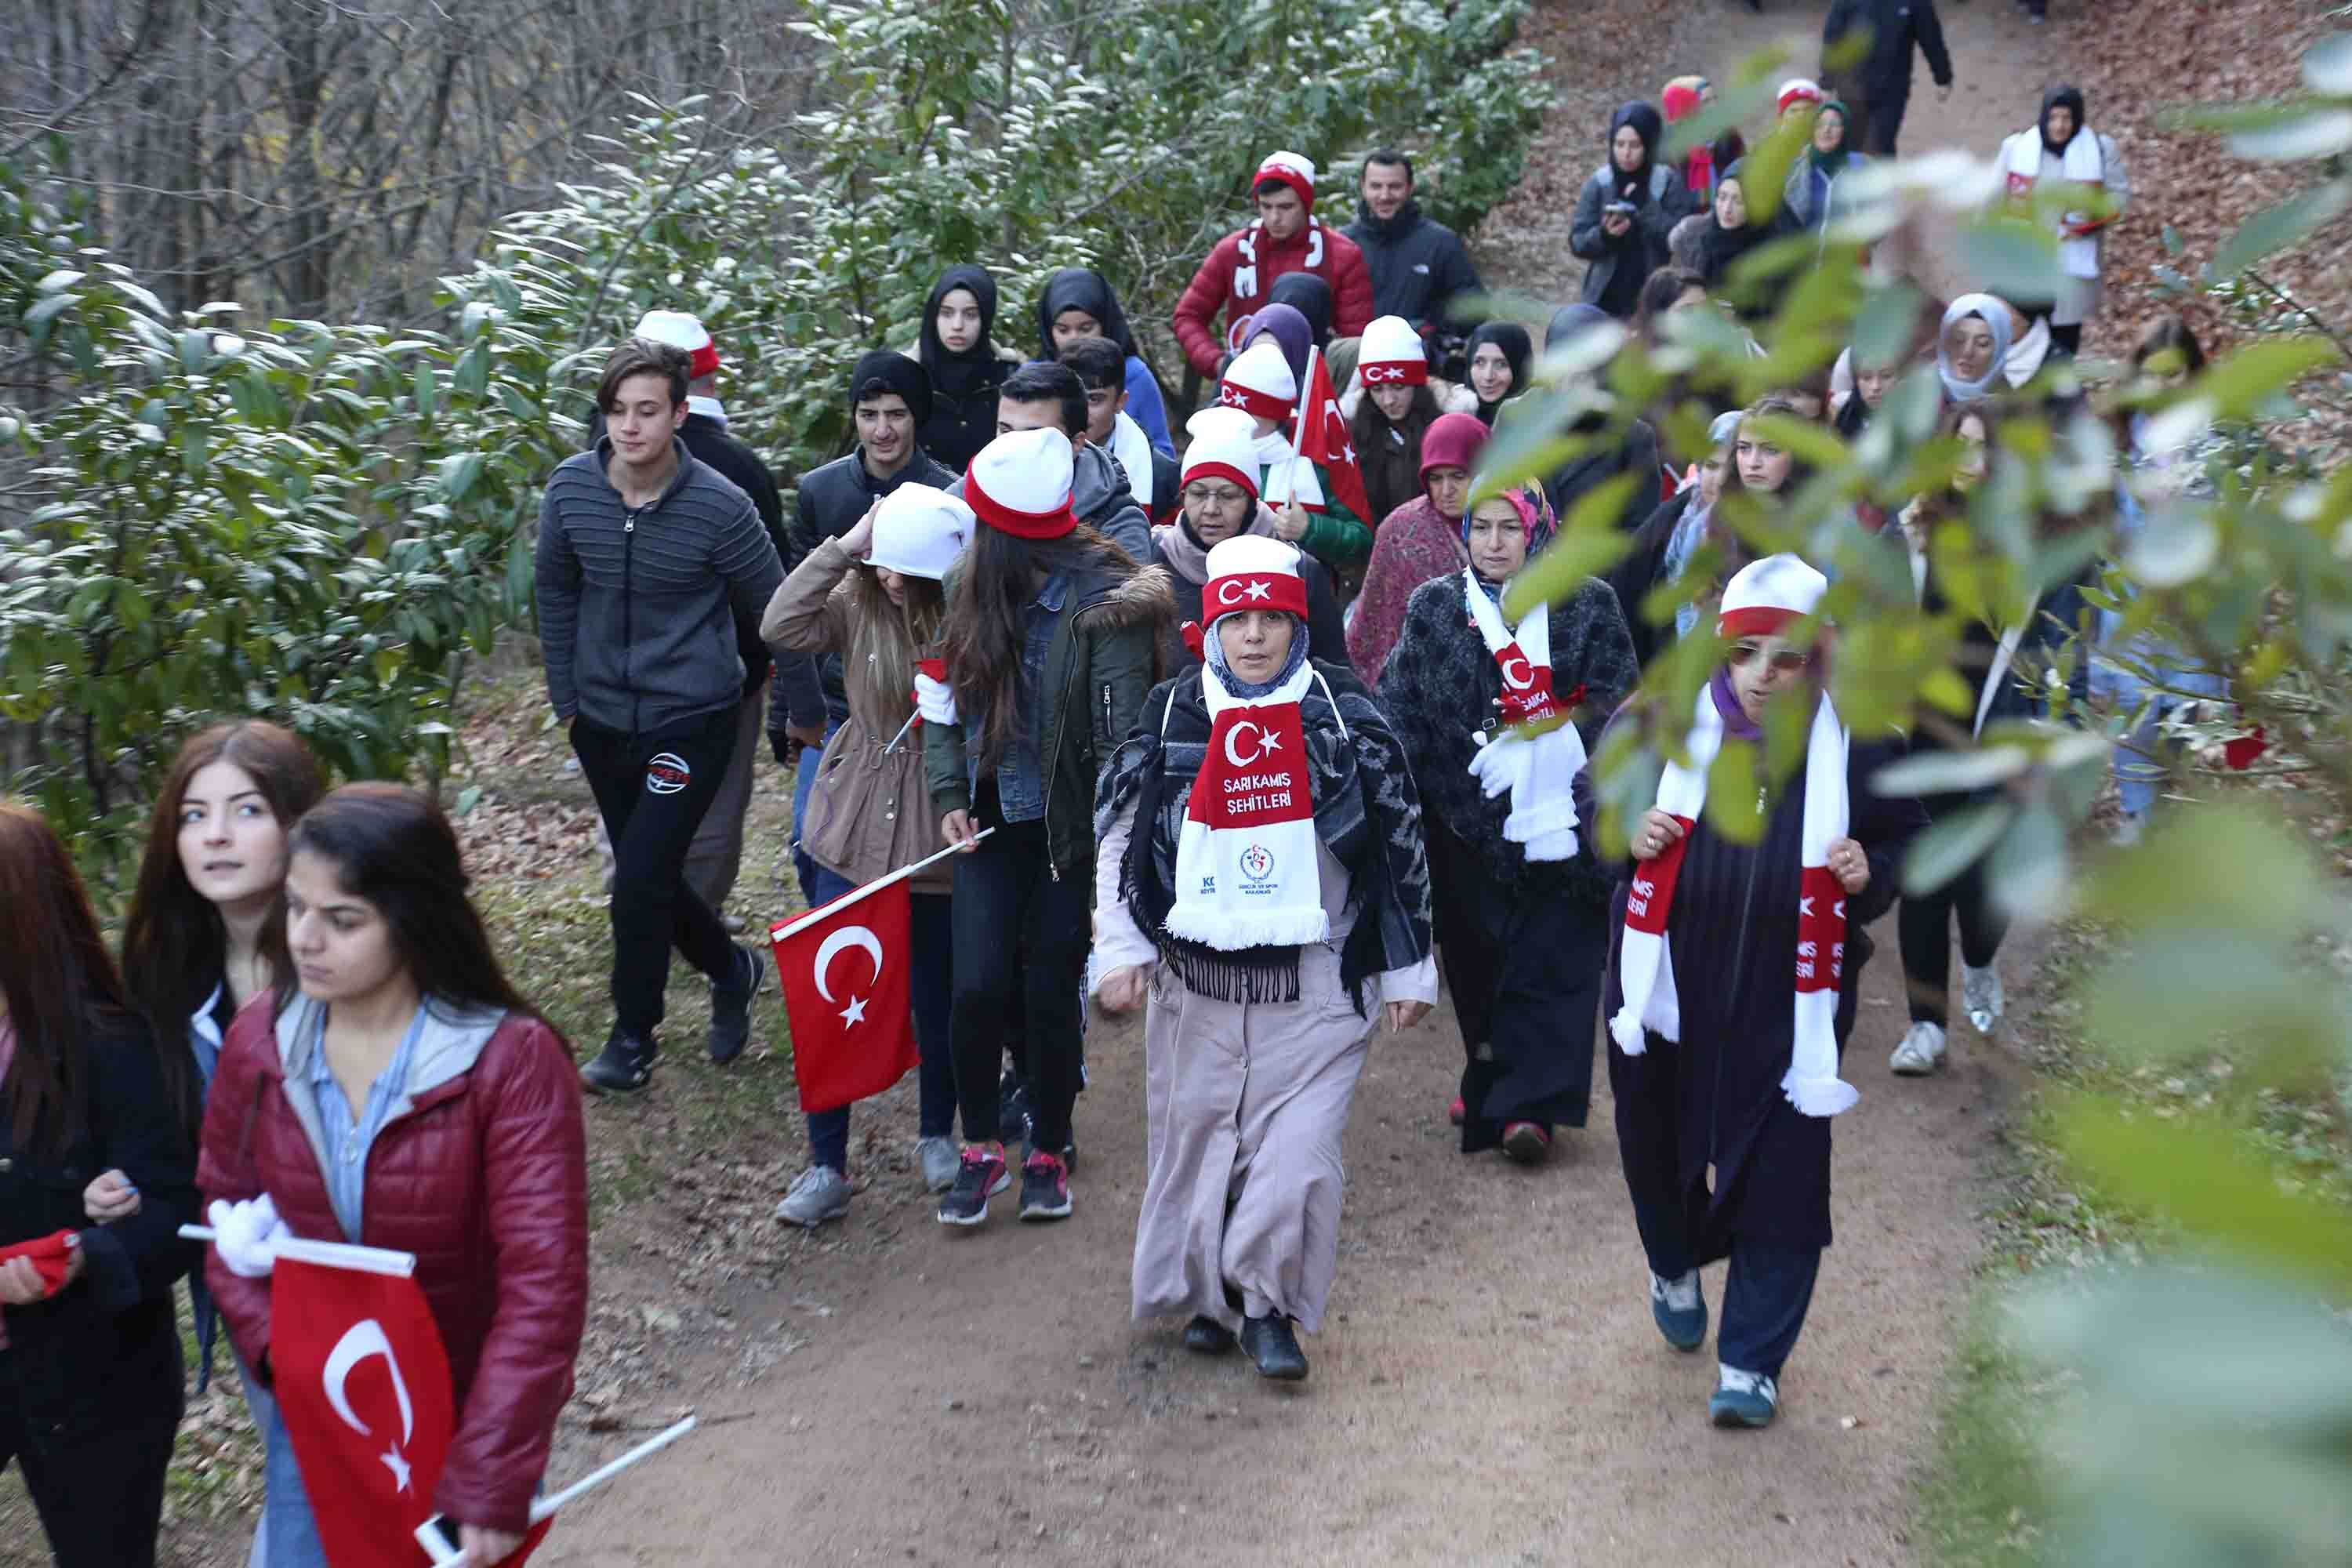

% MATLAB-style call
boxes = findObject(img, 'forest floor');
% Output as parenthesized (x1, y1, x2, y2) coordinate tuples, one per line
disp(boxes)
(2, 1, 2331, 1564)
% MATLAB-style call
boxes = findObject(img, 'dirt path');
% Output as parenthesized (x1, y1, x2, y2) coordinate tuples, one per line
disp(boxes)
(524, 7, 2073, 1567)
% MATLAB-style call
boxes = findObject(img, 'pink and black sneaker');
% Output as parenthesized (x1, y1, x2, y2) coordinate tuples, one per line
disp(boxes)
(936, 1143, 1010, 1227)
(1018, 1149, 1073, 1221)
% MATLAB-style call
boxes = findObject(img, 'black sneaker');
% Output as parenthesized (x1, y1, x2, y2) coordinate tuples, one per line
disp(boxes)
(706, 942, 764, 1065)
(1240, 1313, 1308, 1381)
(998, 1069, 1034, 1142)
(1183, 1315, 1236, 1356)
(581, 1029, 659, 1095)
(1018, 1149, 1072, 1221)
(936, 1144, 1010, 1227)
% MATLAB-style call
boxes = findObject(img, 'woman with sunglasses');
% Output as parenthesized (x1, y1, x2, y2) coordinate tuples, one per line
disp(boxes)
(1577, 556, 1922, 1430)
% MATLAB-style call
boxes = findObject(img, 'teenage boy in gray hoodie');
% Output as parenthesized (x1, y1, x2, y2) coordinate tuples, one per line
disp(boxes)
(536, 339, 784, 1094)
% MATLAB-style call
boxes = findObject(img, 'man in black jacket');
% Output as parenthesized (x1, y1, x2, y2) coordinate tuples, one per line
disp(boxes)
(1822, 0, 1955, 156)
(948, 361, 1151, 558)
(1341, 151, 1484, 343)
(777, 350, 956, 902)
(613, 311, 818, 927)
(538, 340, 784, 1094)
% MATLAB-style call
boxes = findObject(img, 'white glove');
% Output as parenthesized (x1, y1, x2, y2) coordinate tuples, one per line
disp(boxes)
(1466, 733, 1532, 801)
(208, 1195, 290, 1279)
(913, 671, 958, 727)
(1520, 824, 1584, 862)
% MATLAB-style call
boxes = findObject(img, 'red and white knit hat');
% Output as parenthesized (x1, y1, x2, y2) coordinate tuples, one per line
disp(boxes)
(1181, 423, 1261, 502)
(633, 309, 720, 379)
(965, 426, 1077, 541)
(1216, 339, 1298, 423)
(1358, 316, 1429, 387)
(1254, 150, 1317, 211)
(1777, 78, 1824, 115)
(1201, 535, 1311, 624)
(1719, 553, 1829, 640)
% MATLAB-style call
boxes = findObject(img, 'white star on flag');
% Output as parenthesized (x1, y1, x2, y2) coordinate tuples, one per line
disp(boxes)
(839, 995, 868, 1027)
(1244, 579, 1272, 601)
(1258, 731, 1282, 754)
(380, 1445, 412, 1495)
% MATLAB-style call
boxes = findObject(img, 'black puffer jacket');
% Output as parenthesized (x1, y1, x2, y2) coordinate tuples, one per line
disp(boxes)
(1340, 200, 1485, 332)
(1824, 0, 1953, 112)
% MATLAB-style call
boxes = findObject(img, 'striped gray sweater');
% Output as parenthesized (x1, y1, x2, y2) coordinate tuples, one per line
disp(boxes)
(535, 438, 784, 734)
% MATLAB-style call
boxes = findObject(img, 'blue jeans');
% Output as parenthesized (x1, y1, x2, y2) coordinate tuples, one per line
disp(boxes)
(243, 1355, 328, 1566)
(804, 866, 958, 1171)
(2089, 654, 2227, 818)
(789, 719, 844, 906)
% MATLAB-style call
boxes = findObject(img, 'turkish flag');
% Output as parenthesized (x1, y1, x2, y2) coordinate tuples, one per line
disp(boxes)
(772, 877, 917, 1114)
(272, 1258, 456, 1568)
(1294, 349, 1373, 521)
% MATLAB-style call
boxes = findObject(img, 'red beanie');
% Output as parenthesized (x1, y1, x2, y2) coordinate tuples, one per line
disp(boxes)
(1663, 82, 1703, 123)
(1253, 151, 1317, 212)
(1418, 411, 1490, 487)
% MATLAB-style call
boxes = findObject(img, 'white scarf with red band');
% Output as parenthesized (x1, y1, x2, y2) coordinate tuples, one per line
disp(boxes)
(1233, 218, 1324, 303)
(1164, 652, 1330, 949)
(1608, 682, 1860, 1119)
(2004, 130, 2107, 279)
(1461, 570, 1585, 861)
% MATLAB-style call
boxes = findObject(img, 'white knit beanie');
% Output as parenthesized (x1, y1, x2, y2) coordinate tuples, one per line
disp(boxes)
(1217, 339, 1299, 422)
(867, 485, 974, 580)
(965, 426, 1077, 540)
(1359, 316, 1429, 387)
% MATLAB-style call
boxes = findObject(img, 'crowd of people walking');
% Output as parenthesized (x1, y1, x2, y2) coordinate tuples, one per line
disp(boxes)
(2, 17, 2226, 1561)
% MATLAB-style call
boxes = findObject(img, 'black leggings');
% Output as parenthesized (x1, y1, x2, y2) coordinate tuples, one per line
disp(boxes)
(948, 814, 1091, 1151)
(1898, 855, 2009, 1026)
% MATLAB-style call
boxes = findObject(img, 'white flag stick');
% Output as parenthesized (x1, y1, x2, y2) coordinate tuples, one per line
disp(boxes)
(179, 1225, 416, 1279)
(532, 1415, 698, 1519)
(880, 708, 921, 755)
(1283, 343, 1320, 509)
(769, 827, 996, 942)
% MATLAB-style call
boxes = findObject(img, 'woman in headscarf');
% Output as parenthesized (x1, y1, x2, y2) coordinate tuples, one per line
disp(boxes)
(909, 264, 1022, 473)
(1688, 163, 1798, 319)
(1265, 273, 1334, 352)
(1148, 416, 1346, 673)
(1570, 101, 1699, 321)
(1997, 85, 2128, 357)
(1607, 408, 1744, 666)
(1577, 555, 1924, 1429)
(1784, 100, 1871, 248)
(1541, 304, 1666, 533)
(1464, 321, 1534, 427)
(1936, 293, 2015, 408)
(1243, 286, 1329, 392)
(1381, 485, 1638, 1160)
(1346, 316, 1478, 530)
(1345, 409, 1485, 677)
(1094, 535, 1436, 1381)
(1033, 266, 1173, 455)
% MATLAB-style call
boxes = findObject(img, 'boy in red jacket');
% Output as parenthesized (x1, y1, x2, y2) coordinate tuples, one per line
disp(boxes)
(1171, 151, 1374, 380)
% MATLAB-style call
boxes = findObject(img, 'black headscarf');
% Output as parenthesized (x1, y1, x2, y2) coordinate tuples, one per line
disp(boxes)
(848, 347, 933, 426)
(1265, 272, 1334, 348)
(1464, 321, 1533, 426)
(2041, 85, 2087, 155)
(1694, 161, 1777, 289)
(918, 264, 1006, 401)
(1034, 267, 1135, 362)
(1608, 101, 1665, 205)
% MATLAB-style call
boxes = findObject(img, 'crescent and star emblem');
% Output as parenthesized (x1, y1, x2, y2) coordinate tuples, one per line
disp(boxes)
(1499, 655, 1535, 691)
(814, 924, 884, 1027)
(322, 1318, 418, 1495)
(1223, 720, 1283, 769)
(1214, 578, 1275, 608)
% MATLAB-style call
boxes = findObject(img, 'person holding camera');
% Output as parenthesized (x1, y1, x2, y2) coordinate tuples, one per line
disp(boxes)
(1570, 102, 1698, 321)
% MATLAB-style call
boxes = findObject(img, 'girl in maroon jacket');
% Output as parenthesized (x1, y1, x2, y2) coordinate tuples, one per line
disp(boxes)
(200, 785, 587, 1567)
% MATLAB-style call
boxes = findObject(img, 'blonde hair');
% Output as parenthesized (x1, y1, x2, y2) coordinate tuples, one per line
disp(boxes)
(848, 566, 946, 724)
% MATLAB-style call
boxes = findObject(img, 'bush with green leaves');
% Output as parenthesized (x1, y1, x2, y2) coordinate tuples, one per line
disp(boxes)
(1485, 35, 2352, 1566)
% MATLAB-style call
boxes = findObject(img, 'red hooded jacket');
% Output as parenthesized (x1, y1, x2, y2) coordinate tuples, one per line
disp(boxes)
(1171, 219, 1375, 379)
(198, 996, 589, 1536)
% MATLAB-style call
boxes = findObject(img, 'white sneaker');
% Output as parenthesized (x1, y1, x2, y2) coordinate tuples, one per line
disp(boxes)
(1962, 964, 2005, 1034)
(775, 1165, 851, 1227)
(915, 1136, 960, 1193)
(1889, 1021, 1947, 1076)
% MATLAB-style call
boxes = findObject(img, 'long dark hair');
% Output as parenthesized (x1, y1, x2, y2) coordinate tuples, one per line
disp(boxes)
(940, 522, 1135, 773)
(1708, 394, 1817, 570)
(0, 804, 140, 1156)
(1632, 267, 1707, 347)
(1352, 381, 1443, 527)
(281, 785, 535, 1022)
(120, 720, 324, 1130)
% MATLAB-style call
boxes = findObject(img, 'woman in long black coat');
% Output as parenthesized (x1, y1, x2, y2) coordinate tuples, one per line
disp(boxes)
(0, 804, 198, 1568)
(1381, 485, 1638, 1162)
(1573, 556, 1922, 1431)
